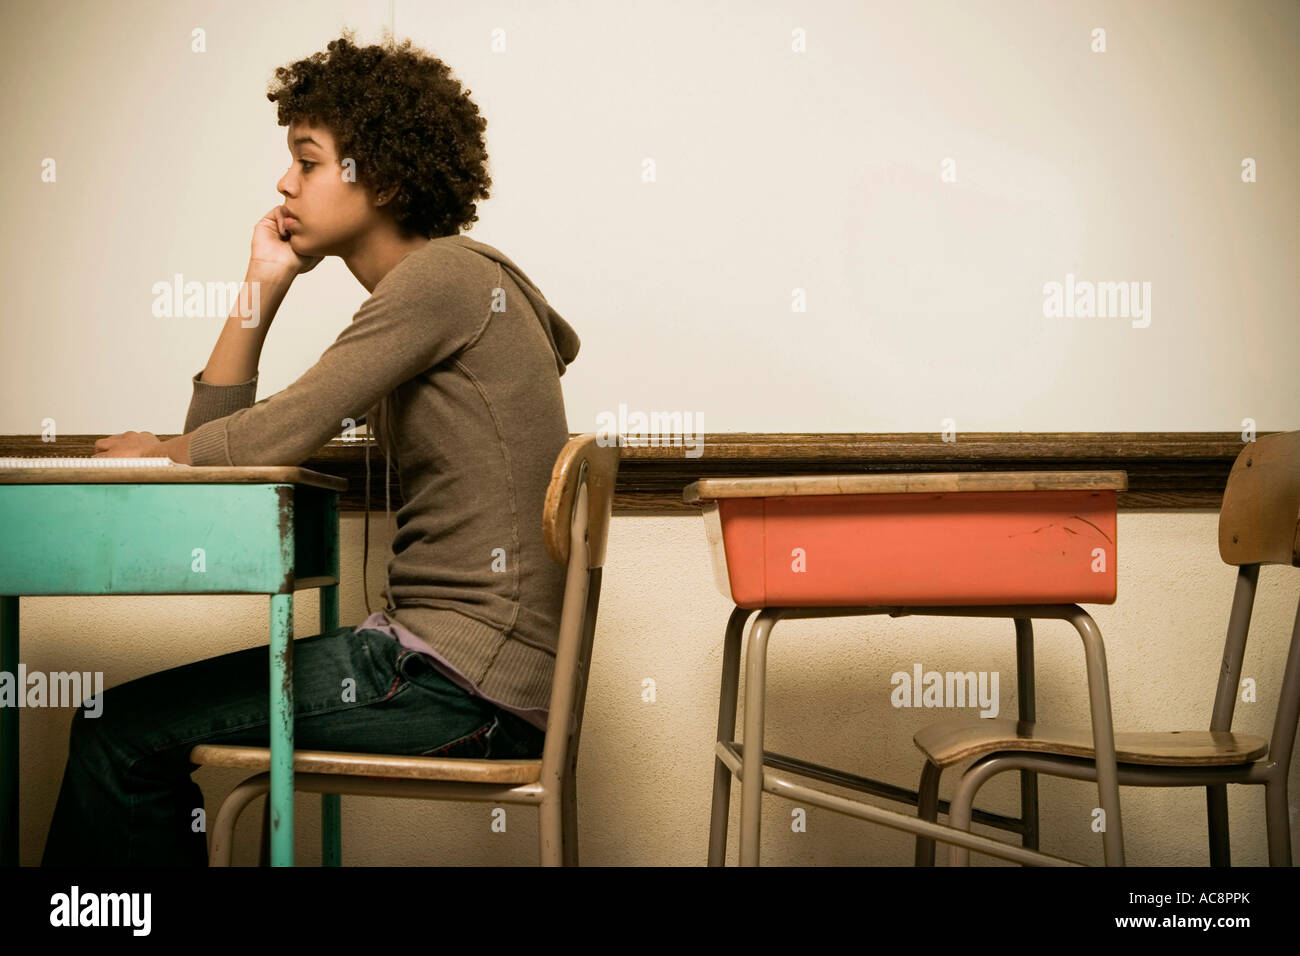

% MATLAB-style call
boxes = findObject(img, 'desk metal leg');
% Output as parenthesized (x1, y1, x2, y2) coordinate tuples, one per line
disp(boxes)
(318, 585, 342, 867)
(1, 596, 16, 866)
(319, 584, 338, 633)
(708, 606, 751, 866)
(1015, 618, 1040, 853)
(269, 592, 294, 866)
(740, 609, 781, 866)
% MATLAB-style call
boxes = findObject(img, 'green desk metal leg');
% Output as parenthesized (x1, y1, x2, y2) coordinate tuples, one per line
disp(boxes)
(319, 584, 338, 634)
(1, 596, 17, 866)
(319, 584, 342, 867)
(269, 592, 294, 866)
(322, 794, 342, 867)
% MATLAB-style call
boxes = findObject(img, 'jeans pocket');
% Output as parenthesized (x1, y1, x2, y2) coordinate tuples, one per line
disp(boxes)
(420, 716, 498, 758)
(353, 629, 409, 701)
(488, 711, 547, 759)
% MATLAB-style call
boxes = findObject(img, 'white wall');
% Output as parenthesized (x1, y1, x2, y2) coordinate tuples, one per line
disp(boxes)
(1, 0, 1295, 438)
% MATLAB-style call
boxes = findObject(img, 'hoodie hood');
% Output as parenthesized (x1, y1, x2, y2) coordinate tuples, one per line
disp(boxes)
(361, 233, 579, 618)
(448, 234, 581, 376)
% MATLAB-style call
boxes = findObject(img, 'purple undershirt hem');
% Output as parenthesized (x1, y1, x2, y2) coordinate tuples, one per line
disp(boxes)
(356, 611, 549, 735)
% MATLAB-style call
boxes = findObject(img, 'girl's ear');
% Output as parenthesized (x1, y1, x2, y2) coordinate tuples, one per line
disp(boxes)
(375, 185, 398, 206)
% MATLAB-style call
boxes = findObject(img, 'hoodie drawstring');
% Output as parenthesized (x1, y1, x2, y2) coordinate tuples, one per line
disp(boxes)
(363, 437, 372, 616)
(361, 407, 395, 619)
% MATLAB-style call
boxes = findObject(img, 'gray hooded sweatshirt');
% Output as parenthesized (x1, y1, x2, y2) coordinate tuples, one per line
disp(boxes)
(183, 233, 581, 733)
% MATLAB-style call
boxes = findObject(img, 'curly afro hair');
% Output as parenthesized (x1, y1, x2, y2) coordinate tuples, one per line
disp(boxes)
(266, 29, 492, 239)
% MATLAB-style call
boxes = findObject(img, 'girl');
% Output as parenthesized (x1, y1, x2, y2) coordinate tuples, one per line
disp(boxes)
(45, 31, 579, 866)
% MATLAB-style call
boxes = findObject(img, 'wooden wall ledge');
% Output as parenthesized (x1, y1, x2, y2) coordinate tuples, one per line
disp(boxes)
(0, 432, 1264, 513)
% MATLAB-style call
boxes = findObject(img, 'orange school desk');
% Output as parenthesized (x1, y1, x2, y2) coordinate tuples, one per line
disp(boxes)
(684, 470, 1128, 866)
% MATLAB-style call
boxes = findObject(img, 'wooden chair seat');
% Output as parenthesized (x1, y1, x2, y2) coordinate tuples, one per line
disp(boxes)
(913, 717, 1269, 768)
(191, 743, 541, 785)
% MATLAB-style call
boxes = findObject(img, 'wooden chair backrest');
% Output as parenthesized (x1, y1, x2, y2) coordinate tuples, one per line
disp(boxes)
(544, 435, 620, 570)
(1218, 430, 1300, 567)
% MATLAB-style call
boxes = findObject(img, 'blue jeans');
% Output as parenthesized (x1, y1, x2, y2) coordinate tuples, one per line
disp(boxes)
(40, 624, 546, 866)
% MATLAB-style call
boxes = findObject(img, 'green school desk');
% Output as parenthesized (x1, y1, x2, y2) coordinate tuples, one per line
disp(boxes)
(0, 464, 346, 866)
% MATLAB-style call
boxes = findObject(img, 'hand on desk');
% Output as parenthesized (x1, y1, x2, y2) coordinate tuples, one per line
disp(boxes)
(93, 430, 164, 458)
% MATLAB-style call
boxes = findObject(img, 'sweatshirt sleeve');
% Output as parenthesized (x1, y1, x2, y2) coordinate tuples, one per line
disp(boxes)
(183, 370, 259, 434)
(186, 245, 489, 467)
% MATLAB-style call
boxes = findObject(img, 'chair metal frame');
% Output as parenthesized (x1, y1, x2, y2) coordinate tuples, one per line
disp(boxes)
(921, 431, 1300, 866)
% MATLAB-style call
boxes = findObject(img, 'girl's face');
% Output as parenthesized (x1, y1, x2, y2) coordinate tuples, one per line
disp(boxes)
(276, 119, 387, 258)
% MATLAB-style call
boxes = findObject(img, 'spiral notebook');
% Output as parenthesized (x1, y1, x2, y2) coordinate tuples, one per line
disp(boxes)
(0, 457, 181, 468)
